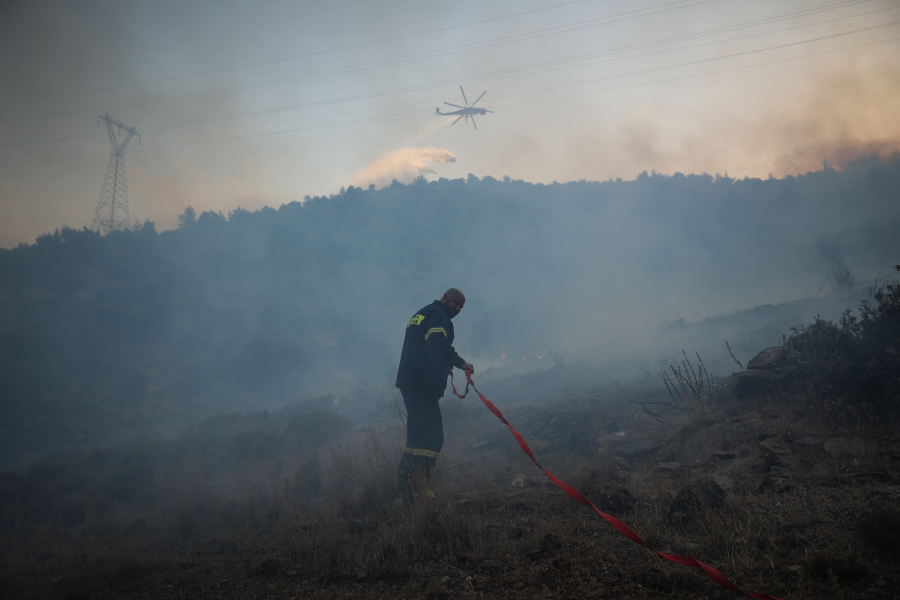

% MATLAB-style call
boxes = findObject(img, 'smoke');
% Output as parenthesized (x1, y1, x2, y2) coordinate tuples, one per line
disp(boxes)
(347, 147, 457, 189)
(128, 158, 274, 230)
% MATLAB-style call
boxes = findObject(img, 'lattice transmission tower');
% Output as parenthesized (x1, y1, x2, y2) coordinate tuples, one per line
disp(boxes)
(92, 113, 140, 235)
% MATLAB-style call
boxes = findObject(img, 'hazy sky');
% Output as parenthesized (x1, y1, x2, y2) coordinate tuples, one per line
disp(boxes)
(1, 0, 898, 248)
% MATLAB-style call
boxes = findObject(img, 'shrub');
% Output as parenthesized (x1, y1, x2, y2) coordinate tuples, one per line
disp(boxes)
(785, 268, 900, 410)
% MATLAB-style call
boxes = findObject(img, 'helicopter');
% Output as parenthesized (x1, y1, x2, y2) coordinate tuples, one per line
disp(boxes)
(436, 86, 493, 130)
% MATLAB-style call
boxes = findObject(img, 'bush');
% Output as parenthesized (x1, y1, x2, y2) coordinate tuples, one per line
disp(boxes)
(785, 267, 900, 408)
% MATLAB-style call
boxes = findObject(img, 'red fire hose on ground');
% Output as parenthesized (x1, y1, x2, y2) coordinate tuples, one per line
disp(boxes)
(451, 371, 784, 600)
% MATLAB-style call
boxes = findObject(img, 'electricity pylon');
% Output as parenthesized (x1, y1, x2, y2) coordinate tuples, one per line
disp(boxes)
(92, 114, 140, 235)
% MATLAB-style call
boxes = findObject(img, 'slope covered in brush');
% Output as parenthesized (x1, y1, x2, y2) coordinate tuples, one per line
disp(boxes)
(0, 156, 897, 467)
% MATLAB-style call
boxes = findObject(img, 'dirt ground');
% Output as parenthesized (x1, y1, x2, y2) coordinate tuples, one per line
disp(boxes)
(2, 384, 899, 600)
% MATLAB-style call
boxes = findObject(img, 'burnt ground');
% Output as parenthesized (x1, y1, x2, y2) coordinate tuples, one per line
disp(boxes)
(1, 383, 899, 600)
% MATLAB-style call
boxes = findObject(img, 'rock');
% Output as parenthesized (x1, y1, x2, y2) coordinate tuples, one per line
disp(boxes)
(693, 454, 714, 468)
(747, 346, 786, 370)
(711, 473, 734, 490)
(589, 487, 636, 514)
(255, 558, 280, 577)
(765, 466, 793, 493)
(711, 450, 739, 460)
(656, 462, 687, 475)
(810, 462, 836, 476)
(510, 474, 536, 488)
(669, 477, 726, 520)
(603, 455, 633, 471)
(713, 456, 762, 491)
(736, 418, 775, 440)
(760, 437, 793, 467)
(614, 439, 661, 459)
(760, 437, 790, 456)
(824, 438, 877, 458)
(875, 487, 900, 500)
(733, 368, 794, 399)
(598, 431, 626, 445)
(424, 577, 447, 595)
(791, 416, 810, 430)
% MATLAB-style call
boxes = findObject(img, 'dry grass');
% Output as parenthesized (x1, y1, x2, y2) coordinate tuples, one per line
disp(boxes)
(1, 388, 899, 600)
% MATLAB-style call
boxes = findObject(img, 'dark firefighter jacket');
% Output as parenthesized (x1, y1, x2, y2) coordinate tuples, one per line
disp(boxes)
(396, 300, 466, 395)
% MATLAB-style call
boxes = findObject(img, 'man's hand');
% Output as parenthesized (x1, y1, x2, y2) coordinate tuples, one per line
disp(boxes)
(461, 362, 475, 374)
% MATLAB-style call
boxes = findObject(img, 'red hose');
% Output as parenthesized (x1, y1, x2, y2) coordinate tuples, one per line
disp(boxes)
(452, 370, 783, 600)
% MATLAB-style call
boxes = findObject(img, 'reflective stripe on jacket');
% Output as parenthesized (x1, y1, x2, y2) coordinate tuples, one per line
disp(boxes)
(396, 300, 466, 394)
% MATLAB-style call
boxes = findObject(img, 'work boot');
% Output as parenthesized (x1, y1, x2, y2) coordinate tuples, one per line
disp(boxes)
(397, 453, 436, 507)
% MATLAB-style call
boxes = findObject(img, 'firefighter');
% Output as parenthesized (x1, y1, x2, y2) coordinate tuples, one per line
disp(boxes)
(395, 288, 475, 505)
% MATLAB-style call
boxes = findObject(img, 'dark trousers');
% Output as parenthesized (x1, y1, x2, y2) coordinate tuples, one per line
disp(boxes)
(397, 386, 444, 501)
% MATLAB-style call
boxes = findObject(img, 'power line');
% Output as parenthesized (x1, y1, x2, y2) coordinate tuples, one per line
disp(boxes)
(0, 1, 896, 163)
(4, 26, 894, 199)
(0, 132, 105, 150)
(0, 0, 717, 122)
(0, 0, 685, 109)
(2, 0, 890, 142)
(135, 16, 900, 140)
(493, 35, 900, 108)
(486, 20, 900, 101)
(134, 2, 892, 141)
(3, 24, 897, 166)
(125, 35, 900, 154)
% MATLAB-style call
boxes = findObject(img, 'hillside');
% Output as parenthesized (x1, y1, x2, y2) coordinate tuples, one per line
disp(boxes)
(1, 156, 898, 469)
